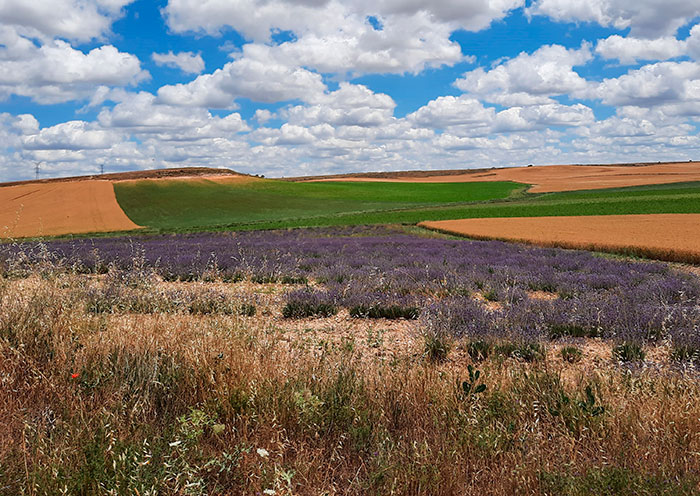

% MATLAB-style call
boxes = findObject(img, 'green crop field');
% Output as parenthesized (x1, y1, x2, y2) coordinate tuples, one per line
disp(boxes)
(114, 178, 700, 234)
(113, 178, 524, 231)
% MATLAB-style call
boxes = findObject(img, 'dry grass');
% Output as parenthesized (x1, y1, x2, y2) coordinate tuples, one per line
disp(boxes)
(1, 272, 699, 495)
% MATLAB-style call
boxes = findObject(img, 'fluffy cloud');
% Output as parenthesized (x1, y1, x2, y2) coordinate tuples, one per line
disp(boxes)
(268, 12, 464, 75)
(152, 51, 205, 74)
(98, 92, 249, 140)
(688, 25, 700, 61)
(163, 0, 524, 40)
(570, 116, 700, 154)
(283, 83, 396, 127)
(493, 103, 594, 132)
(0, 0, 133, 42)
(407, 95, 495, 129)
(408, 95, 593, 136)
(22, 121, 122, 150)
(0, 27, 148, 104)
(250, 83, 399, 146)
(527, 0, 700, 38)
(157, 45, 326, 107)
(454, 44, 592, 104)
(595, 35, 686, 64)
(591, 61, 700, 109)
(161, 0, 528, 76)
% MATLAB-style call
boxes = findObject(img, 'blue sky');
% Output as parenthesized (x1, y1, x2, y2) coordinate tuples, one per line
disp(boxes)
(1, 0, 699, 181)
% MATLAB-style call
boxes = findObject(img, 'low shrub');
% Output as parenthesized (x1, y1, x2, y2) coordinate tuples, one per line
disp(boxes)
(494, 342, 545, 362)
(670, 345, 699, 363)
(613, 342, 645, 362)
(239, 303, 257, 316)
(560, 346, 583, 363)
(424, 332, 451, 362)
(283, 301, 337, 318)
(482, 289, 499, 302)
(283, 289, 338, 319)
(222, 271, 245, 283)
(549, 324, 600, 339)
(251, 274, 278, 284)
(466, 340, 491, 361)
(349, 304, 419, 320)
(187, 290, 238, 315)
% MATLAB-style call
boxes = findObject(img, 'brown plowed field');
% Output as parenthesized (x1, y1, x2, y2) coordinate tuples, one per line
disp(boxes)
(302, 161, 700, 193)
(420, 214, 700, 263)
(0, 180, 140, 238)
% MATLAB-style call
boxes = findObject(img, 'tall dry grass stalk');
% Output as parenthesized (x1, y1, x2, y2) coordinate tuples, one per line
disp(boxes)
(0, 272, 698, 495)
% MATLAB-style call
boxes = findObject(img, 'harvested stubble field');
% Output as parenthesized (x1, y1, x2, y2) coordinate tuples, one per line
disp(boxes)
(420, 213, 700, 264)
(2, 227, 700, 495)
(304, 161, 700, 193)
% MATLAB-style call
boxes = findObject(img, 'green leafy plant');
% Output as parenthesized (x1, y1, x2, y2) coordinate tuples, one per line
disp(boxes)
(458, 365, 487, 399)
(578, 385, 605, 417)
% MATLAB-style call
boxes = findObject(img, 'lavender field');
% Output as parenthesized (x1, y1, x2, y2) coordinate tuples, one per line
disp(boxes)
(3, 227, 700, 494)
(7, 226, 700, 358)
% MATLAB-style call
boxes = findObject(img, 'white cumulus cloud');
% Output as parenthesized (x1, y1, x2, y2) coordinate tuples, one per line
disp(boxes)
(22, 121, 122, 150)
(157, 44, 326, 107)
(0, 26, 148, 104)
(527, 0, 700, 38)
(152, 51, 205, 74)
(595, 35, 686, 64)
(0, 0, 134, 42)
(591, 61, 700, 109)
(454, 44, 592, 105)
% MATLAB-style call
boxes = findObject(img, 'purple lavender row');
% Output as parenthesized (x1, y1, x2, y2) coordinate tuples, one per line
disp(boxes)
(3, 226, 699, 350)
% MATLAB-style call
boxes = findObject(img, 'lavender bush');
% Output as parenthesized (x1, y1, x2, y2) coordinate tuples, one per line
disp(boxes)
(4, 226, 700, 355)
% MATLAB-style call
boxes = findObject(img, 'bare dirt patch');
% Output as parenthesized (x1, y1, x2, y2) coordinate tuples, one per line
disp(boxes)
(421, 214, 700, 263)
(527, 290, 558, 301)
(0, 180, 140, 238)
(301, 161, 700, 193)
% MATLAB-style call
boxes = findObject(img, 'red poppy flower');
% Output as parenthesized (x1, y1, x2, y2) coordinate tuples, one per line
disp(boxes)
(71, 373, 79, 379)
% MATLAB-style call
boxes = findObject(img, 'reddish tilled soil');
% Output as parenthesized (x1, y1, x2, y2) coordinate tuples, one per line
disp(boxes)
(0, 180, 140, 238)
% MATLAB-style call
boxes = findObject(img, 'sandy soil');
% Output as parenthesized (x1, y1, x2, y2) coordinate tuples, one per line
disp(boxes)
(0, 180, 140, 238)
(305, 161, 700, 193)
(420, 214, 700, 260)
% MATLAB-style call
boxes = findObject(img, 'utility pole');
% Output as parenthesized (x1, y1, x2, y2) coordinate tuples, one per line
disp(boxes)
(100, 161, 105, 175)
(33, 161, 42, 180)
